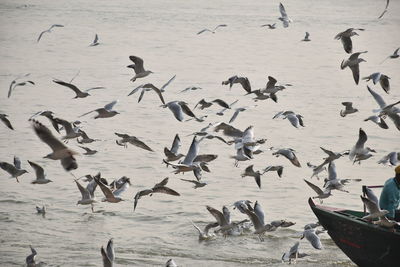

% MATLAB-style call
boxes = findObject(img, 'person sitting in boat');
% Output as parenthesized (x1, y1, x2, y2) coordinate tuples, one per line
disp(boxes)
(379, 165, 400, 221)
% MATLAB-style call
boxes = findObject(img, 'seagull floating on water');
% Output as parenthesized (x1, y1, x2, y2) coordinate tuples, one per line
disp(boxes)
(301, 32, 311, 42)
(89, 34, 99, 46)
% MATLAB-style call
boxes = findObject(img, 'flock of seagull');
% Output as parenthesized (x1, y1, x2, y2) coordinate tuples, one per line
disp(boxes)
(1, 1, 399, 266)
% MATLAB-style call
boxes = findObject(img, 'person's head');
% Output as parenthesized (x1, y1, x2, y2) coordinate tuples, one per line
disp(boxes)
(395, 165, 400, 180)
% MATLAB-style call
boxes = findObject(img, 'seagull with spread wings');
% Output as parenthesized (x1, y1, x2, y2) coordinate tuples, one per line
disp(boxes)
(37, 24, 64, 42)
(53, 79, 104, 98)
(30, 119, 78, 171)
(197, 24, 227, 35)
(128, 55, 153, 82)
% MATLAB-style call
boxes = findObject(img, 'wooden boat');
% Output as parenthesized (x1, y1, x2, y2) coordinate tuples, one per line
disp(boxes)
(308, 197, 400, 267)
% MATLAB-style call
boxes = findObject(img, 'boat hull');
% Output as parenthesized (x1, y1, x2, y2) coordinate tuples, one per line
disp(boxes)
(309, 198, 400, 267)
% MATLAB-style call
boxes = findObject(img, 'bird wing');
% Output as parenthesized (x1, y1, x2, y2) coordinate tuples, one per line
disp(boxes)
(214, 122, 243, 137)
(129, 138, 153, 152)
(13, 156, 22, 169)
(113, 181, 129, 197)
(53, 80, 82, 95)
(75, 180, 91, 200)
(355, 128, 368, 149)
(31, 119, 67, 152)
(93, 34, 98, 44)
(360, 195, 380, 214)
(179, 102, 197, 118)
(213, 24, 227, 31)
(379, 75, 390, 94)
(243, 207, 264, 230)
(349, 64, 361, 85)
(144, 83, 165, 104)
(378, 0, 390, 19)
(37, 30, 48, 42)
(0, 115, 14, 130)
(365, 187, 379, 205)
(170, 134, 181, 154)
(27, 160, 45, 179)
(85, 86, 105, 92)
(167, 102, 184, 121)
(0, 162, 17, 176)
(236, 77, 251, 93)
(206, 206, 228, 226)
(104, 100, 118, 111)
(341, 36, 353, 54)
(101, 246, 113, 267)
(152, 186, 180, 196)
(133, 189, 152, 210)
(327, 161, 337, 180)
(154, 177, 169, 188)
(367, 86, 386, 109)
(266, 76, 277, 89)
(279, 2, 288, 19)
(128, 84, 144, 96)
(197, 29, 211, 35)
(160, 75, 176, 92)
(253, 201, 265, 226)
(54, 118, 74, 135)
(129, 56, 145, 73)
(304, 229, 322, 249)
(182, 136, 199, 165)
(138, 88, 146, 103)
(8, 80, 15, 98)
(106, 239, 114, 262)
(212, 99, 230, 109)
(304, 179, 324, 195)
(94, 177, 115, 199)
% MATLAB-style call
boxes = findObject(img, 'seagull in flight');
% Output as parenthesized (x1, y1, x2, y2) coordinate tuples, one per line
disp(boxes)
(37, 24, 64, 42)
(197, 24, 227, 35)
(8, 74, 35, 98)
(161, 101, 198, 122)
(0, 156, 28, 182)
(80, 100, 119, 119)
(278, 2, 292, 28)
(381, 47, 399, 64)
(341, 51, 367, 84)
(28, 160, 52, 184)
(304, 179, 331, 203)
(340, 102, 358, 117)
(133, 177, 180, 211)
(362, 72, 390, 94)
(128, 55, 153, 82)
(53, 79, 104, 98)
(260, 23, 276, 29)
(30, 119, 78, 171)
(334, 28, 364, 54)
